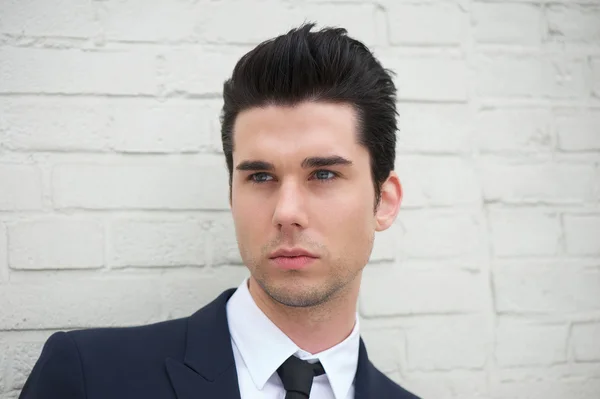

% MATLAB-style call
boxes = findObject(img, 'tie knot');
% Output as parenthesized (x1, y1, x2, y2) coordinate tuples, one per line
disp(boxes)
(277, 355, 325, 398)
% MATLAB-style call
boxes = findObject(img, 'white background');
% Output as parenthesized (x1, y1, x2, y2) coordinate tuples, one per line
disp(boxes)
(0, 0, 599, 398)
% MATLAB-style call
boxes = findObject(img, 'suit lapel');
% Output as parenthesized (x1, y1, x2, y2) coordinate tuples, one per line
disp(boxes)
(166, 289, 241, 399)
(354, 338, 382, 398)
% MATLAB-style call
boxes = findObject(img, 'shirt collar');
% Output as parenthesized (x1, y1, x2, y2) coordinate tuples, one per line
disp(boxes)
(226, 278, 360, 399)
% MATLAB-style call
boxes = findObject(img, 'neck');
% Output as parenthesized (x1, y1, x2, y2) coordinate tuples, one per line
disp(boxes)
(247, 275, 361, 354)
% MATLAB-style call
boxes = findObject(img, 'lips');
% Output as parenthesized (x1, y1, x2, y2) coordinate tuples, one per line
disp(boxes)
(270, 255, 316, 270)
(268, 248, 318, 259)
(268, 248, 319, 270)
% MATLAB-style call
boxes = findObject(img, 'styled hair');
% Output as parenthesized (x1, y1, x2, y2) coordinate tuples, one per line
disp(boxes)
(220, 22, 398, 210)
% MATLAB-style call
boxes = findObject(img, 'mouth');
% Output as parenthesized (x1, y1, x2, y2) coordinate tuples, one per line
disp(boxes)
(269, 255, 317, 270)
(268, 247, 319, 259)
(267, 247, 319, 270)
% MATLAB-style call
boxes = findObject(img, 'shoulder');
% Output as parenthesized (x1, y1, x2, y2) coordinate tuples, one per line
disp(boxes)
(67, 316, 188, 343)
(65, 316, 189, 362)
(20, 317, 192, 398)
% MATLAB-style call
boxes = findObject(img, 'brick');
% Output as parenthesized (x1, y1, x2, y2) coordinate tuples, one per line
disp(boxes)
(361, 264, 485, 317)
(481, 160, 600, 205)
(360, 328, 406, 373)
(101, 0, 198, 42)
(492, 379, 600, 399)
(571, 322, 600, 362)
(388, 3, 466, 45)
(207, 213, 243, 266)
(0, 48, 157, 95)
(475, 54, 587, 99)
(161, 266, 249, 319)
(0, 164, 43, 211)
(0, 277, 163, 329)
(494, 266, 600, 314)
(109, 219, 207, 267)
(405, 316, 487, 371)
(379, 55, 468, 101)
(52, 158, 230, 210)
(0, 98, 108, 152)
(396, 156, 481, 207)
(593, 58, 600, 98)
(475, 108, 553, 153)
(396, 210, 486, 259)
(495, 319, 567, 367)
(195, 2, 379, 47)
(547, 5, 600, 43)
(402, 371, 488, 399)
(556, 109, 600, 151)
(0, 224, 6, 282)
(397, 104, 471, 153)
(489, 209, 561, 257)
(163, 45, 251, 94)
(109, 98, 217, 153)
(0, 98, 216, 153)
(473, 2, 543, 45)
(0, 0, 94, 38)
(564, 214, 600, 255)
(8, 220, 104, 270)
(0, 336, 5, 392)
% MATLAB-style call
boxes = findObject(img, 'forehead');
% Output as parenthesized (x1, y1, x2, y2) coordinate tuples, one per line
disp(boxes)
(232, 102, 359, 157)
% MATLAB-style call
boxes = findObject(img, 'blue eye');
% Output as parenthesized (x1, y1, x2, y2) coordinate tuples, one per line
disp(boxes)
(249, 172, 273, 183)
(313, 170, 336, 180)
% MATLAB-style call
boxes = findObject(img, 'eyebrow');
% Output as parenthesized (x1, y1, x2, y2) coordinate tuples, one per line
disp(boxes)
(235, 155, 353, 172)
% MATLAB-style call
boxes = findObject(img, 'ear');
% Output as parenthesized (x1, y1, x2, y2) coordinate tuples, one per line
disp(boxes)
(375, 171, 402, 232)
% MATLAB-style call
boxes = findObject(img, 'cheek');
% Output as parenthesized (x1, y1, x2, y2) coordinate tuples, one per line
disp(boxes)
(319, 184, 374, 222)
(232, 198, 270, 245)
(318, 190, 375, 242)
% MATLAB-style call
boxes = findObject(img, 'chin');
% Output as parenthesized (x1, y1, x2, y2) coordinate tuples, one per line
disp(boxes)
(259, 275, 339, 308)
(269, 289, 329, 308)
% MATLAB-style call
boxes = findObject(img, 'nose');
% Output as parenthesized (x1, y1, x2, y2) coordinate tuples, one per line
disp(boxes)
(272, 180, 309, 232)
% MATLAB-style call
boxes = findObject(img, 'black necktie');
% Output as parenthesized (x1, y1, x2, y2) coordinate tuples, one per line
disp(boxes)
(277, 355, 326, 399)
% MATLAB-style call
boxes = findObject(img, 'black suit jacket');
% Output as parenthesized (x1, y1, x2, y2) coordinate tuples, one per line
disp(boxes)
(20, 288, 420, 399)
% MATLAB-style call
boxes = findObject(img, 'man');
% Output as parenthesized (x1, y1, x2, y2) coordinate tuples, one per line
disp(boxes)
(20, 23, 419, 399)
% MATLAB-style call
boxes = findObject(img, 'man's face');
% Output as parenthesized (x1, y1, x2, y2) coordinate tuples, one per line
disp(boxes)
(230, 101, 381, 307)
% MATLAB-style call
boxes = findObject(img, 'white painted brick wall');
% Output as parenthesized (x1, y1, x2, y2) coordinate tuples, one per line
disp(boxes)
(0, 48, 159, 95)
(388, 3, 467, 46)
(472, 2, 543, 45)
(404, 315, 488, 371)
(1, 1, 599, 398)
(571, 322, 600, 362)
(489, 209, 562, 257)
(593, 58, 600, 96)
(52, 158, 230, 210)
(475, 54, 588, 99)
(0, 165, 42, 211)
(0, 98, 220, 153)
(8, 219, 105, 270)
(475, 108, 554, 153)
(556, 109, 600, 151)
(495, 319, 568, 367)
(109, 218, 207, 267)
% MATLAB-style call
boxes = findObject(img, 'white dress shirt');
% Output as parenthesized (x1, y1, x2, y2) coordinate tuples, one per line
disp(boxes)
(226, 278, 360, 399)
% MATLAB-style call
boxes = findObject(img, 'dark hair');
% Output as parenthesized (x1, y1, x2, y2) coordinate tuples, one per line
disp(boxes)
(220, 23, 397, 211)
